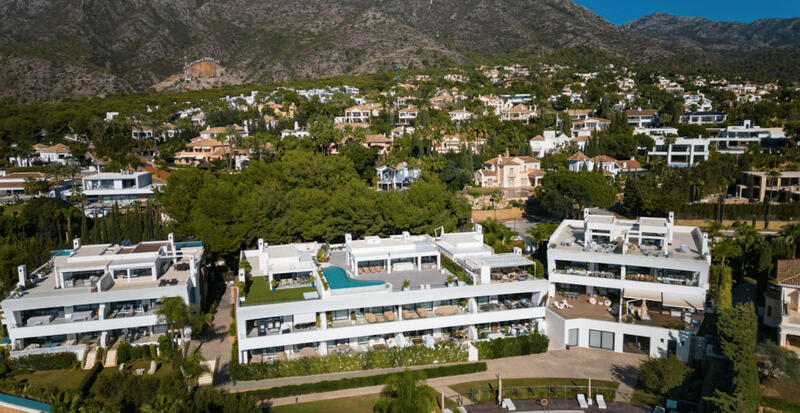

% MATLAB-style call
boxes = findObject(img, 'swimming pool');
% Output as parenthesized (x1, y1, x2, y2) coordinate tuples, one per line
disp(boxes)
(323, 266, 385, 289)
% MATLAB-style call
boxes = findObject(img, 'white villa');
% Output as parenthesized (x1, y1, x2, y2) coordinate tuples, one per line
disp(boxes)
(234, 227, 547, 364)
(546, 210, 710, 361)
(1, 236, 203, 364)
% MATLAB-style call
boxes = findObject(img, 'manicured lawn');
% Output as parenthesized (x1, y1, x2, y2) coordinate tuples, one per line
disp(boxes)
(13, 368, 88, 392)
(270, 394, 381, 413)
(449, 377, 619, 404)
(244, 277, 315, 305)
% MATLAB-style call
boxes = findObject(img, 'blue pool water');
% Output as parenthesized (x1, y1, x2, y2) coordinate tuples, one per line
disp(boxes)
(323, 266, 384, 289)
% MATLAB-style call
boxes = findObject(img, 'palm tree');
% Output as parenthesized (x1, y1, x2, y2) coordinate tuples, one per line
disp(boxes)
(714, 239, 742, 268)
(705, 221, 724, 247)
(780, 223, 800, 258)
(373, 370, 437, 413)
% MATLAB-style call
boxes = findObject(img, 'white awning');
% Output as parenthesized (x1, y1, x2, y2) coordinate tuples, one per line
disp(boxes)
(293, 313, 316, 324)
(662, 292, 704, 310)
(623, 288, 662, 301)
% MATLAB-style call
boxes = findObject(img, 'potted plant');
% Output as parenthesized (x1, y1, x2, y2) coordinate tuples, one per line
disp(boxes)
(402, 280, 410, 291)
(271, 280, 278, 290)
(446, 275, 455, 286)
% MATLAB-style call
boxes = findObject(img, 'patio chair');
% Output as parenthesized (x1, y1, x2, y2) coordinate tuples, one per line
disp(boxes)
(596, 394, 607, 409)
(384, 310, 396, 321)
(577, 394, 589, 409)
(364, 313, 377, 323)
(416, 307, 429, 318)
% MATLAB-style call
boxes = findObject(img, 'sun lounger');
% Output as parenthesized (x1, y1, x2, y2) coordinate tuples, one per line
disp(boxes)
(577, 394, 589, 409)
(364, 313, 377, 323)
(383, 310, 396, 321)
(376, 315, 385, 322)
(596, 394, 607, 409)
(416, 307, 429, 318)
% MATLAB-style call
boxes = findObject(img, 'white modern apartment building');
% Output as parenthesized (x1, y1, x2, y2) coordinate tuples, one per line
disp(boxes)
(678, 111, 726, 125)
(0, 236, 203, 361)
(234, 227, 547, 364)
(71, 171, 156, 206)
(545, 210, 710, 361)
(763, 259, 800, 350)
(711, 120, 787, 153)
(644, 137, 709, 167)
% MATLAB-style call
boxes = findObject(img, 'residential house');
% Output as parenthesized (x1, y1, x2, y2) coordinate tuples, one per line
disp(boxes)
(376, 162, 421, 190)
(711, 120, 787, 153)
(566, 152, 645, 177)
(363, 134, 393, 155)
(571, 118, 611, 137)
(1, 236, 203, 359)
(644, 137, 709, 167)
(448, 109, 474, 123)
(546, 210, 710, 361)
(474, 154, 544, 189)
(435, 135, 486, 154)
(763, 260, 800, 351)
(529, 130, 577, 158)
(339, 104, 381, 124)
(33, 144, 72, 165)
(398, 105, 419, 125)
(736, 171, 800, 203)
(234, 228, 546, 364)
(479, 95, 510, 115)
(69, 171, 155, 206)
(626, 109, 659, 128)
(678, 112, 726, 125)
(565, 109, 594, 121)
(500, 104, 535, 123)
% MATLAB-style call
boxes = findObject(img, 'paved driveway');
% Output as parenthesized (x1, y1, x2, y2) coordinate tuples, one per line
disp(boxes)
(199, 283, 234, 385)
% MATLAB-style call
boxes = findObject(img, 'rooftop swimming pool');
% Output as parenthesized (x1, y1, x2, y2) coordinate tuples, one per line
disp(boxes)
(323, 266, 385, 289)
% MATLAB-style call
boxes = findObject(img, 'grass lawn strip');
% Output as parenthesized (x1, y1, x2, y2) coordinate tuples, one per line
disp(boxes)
(449, 377, 619, 404)
(270, 394, 380, 413)
(244, 277, 315, 305)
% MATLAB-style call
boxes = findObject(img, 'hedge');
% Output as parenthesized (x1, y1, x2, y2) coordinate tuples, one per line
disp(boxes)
(237, 362, 487, 400)
(474, 333, 549, 360)
(79, 361, 103, 396)
(9, 352, 79, 370)
(761, 396, 800, 413)
(442, 255, 473, 285)
(677, 202, 800, 221)
(117, 341, 158, 363)
(230, 340, 468, 380)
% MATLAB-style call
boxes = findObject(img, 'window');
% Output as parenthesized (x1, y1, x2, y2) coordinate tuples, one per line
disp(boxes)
(589, 330, 614, 350)
(568, 328, 579, 346)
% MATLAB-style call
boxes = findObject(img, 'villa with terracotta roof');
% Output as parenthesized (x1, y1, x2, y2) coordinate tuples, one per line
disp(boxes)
(362, 134, 393, 155)
(174, 136, 247, 168)
(474, 154, 544, 189)
(435, 134, 487, 154)
(500, 104, 536, 123)
(398, 105, 419, 125)
(33, 143, 72, 165)
(564, 109, 594, 121)
(340, 103, 381, 124)
(571, 117, 611, 137)
(764, 259, 800, 351)
(567, 152, 644, 177)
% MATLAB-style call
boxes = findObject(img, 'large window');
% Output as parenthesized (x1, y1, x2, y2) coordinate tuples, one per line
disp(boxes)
(568, 328, 579, 346)
(589, 330, 614, 350)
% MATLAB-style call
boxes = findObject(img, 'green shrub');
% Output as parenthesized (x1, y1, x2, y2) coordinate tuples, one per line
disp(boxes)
(230, 340, 469, 380)
(79, 361, 103, 396)
(237, 362, 487, 398)
(117, 341, 158, 363)
(158, 335, 174, 359)
(474, 333, 549, 359)
(638, 356, 690, 395)
(9, 352, 79, 370)
(229, 322, 237, 336)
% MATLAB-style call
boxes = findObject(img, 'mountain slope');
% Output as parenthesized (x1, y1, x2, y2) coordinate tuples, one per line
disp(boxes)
(0, 0, 704, 100)
(623, 12, 800, 54)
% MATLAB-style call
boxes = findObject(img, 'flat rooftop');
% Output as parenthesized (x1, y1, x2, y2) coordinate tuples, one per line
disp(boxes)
(7, 243, 203, 301)
(551, 220, 705, 261)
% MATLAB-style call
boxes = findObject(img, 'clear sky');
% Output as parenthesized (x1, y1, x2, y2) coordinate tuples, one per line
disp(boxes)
(573, 0, 800, 25)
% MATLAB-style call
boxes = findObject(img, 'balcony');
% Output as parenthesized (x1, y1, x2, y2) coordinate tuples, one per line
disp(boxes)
(549, 293, 619, 322)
